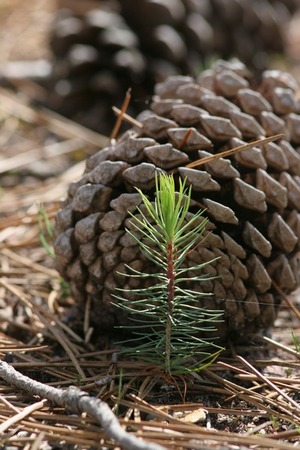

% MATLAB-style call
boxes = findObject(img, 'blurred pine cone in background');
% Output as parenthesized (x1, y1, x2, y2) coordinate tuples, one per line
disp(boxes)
(47, 0, 300, 134)
(54, 59, 300, 343)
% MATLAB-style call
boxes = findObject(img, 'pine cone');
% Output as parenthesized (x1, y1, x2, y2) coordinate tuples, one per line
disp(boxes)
(47, 0, 298, 133)
(54, 59, 300, 342)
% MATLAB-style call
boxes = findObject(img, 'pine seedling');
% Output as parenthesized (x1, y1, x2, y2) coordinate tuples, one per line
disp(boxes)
(112, 174, 224, 374)
(38, 204, 71, 297)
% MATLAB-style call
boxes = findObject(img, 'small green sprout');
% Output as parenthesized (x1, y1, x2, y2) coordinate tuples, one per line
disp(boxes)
(112, 174, 224, 375)
(38, 204, 55, 259)
(291, 331, 300, 353)
(38, 204, 71, 297)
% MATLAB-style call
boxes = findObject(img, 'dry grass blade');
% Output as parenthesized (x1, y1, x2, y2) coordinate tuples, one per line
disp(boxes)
(263, 336, 300, 359)
(0, 162, 85, 212)
(0, 278, 86, 380)
(186, 134, 284, 168)
(110, 88, 132, 140)
(0, 394, 20, 414)
(0, 248, 57, 277)
(0, 138, 84, 175)
(0, 87, 108, 147)
(113, 105, 144, 128)
(0, 399, 47, 434)
(29, 432, 46, 450)
(204, 364, 300, 425)
(273, 282, 300, 321)
(237, 355, 300, 419)
(121, 422, 298, 450)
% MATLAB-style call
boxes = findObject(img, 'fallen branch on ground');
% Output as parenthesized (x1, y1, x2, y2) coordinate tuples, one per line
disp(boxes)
(0, 360, 166, 450)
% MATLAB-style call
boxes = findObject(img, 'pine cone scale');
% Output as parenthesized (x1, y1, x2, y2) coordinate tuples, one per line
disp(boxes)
(54, 59, 300, 342)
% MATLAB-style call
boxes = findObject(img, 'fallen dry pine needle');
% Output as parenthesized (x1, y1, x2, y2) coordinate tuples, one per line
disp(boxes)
(0, 360, 166, 450)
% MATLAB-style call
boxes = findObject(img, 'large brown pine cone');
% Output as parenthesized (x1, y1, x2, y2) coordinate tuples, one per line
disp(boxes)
(54, 59, 300, 342)
(47, 0, 299, 133)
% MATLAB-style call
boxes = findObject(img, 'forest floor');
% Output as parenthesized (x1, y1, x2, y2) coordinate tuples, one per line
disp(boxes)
(0, 1, 299, 449)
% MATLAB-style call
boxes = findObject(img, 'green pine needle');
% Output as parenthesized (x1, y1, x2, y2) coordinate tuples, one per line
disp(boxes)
(38, 204, 55, 259)
(112, 174, 224, 374)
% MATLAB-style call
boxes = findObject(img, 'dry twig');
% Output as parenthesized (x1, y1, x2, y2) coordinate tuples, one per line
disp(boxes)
(0, 360, 166, 450)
